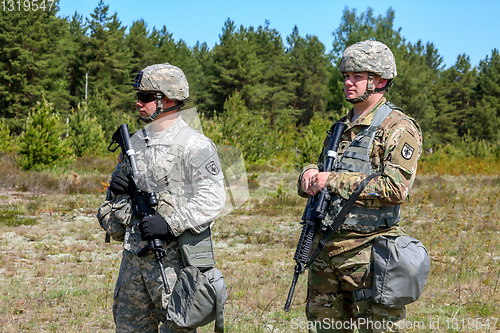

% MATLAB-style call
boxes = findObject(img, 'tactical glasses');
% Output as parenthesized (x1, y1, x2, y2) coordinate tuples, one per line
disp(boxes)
(136, 92, 158, 103)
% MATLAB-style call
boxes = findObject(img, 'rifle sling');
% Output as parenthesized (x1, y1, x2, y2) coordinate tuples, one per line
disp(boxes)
(306, 172, 381, 268)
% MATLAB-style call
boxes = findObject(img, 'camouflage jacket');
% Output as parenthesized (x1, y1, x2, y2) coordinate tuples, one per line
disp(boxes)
(298, 97, 422, 256)
(98, 116, 226, 255)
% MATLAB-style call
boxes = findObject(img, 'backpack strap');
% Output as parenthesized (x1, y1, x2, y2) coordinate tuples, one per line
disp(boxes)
(214, 281, 225, 333)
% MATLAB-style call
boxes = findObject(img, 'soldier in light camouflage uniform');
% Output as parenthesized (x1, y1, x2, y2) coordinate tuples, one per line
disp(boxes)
(298, 40, 422, 332)
(97, 63, 226, 333)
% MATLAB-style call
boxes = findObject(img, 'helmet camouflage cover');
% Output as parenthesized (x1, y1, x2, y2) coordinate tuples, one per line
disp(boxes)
(340, 40, 397, 79)
(133, 63, 189, 101)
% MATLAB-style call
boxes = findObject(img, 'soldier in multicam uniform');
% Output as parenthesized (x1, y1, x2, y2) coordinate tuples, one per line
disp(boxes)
(298, 40, 422, 332)
(97, 63, 226, 333)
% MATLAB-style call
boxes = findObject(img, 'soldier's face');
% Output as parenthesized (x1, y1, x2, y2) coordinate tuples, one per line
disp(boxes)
(136, 91, 159, 118)
(343, 72, 386, 100)
(343, 72, 369, 99)
(136, 92, 180, 120)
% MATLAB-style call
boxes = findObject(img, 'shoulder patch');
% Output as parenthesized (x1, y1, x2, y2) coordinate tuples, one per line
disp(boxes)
(206, 161, 219, 175)
(391, 131, 420, 173)
(401, 142, 415, 160)
(200, 157, 224, 182)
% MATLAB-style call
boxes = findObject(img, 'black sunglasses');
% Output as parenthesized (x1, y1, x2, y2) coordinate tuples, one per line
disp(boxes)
(136, 92, 157, 103)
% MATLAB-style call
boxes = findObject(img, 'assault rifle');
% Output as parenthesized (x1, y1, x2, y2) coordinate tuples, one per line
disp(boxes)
(283, 121, 346, 312)
(108, 124, 170, 294)
(283, 121, 382, 312)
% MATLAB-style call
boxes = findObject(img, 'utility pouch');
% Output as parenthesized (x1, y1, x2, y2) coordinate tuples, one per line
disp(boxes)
(371, 235, 430, 308)
(178, 227, 216, 270)
(167, 265, 227, 332)
(96, 196, 132, 241)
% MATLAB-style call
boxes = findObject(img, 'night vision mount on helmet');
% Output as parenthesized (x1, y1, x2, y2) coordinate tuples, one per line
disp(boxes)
(133, 63, 190, 123)
(340, 40, 397, 104)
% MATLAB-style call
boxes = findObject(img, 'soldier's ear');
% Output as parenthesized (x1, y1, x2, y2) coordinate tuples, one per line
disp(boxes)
(375, 77, 388, 89)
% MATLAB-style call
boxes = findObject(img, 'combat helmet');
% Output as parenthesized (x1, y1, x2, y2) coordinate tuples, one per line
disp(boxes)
(133, 63, 189, 123)
(340, 40, 397, 104)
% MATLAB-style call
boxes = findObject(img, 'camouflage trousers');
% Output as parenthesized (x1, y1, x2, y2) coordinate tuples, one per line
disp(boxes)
(306, 240, 405, 333)
(113, 244, 195, 333)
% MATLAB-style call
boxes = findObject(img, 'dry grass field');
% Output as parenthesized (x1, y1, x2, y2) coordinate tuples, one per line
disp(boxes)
(0, 159, 499, 332)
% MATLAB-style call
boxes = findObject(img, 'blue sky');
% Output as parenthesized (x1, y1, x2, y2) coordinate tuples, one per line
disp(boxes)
(57, 0, 500, 69)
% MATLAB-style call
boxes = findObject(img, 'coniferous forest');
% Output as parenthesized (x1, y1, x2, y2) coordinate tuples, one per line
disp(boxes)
(1, 0, 500, 171)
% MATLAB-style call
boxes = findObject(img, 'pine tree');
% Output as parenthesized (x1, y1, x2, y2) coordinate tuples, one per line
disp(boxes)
(426, 54, 477, 146)
(16, 96, 73, 170)
(387, 41, 437, 138)
(0, 3, 72, 132)
(85, 0, 133, 112)
(192, 42, 216, 115)
(466, 49, 500, 141)
(170, 40, 206, 111)
(68, 103, 107, 157)
(66, 12, 89, 110)
(325, 64, 350, 117)
(252, 22, 298, 125)
(330, 7, 405, 58)
(155, 26, 178, 63)
(287, 26, 329, 125)
(210, 19, 263, 112)
(126, 20, 162, 74)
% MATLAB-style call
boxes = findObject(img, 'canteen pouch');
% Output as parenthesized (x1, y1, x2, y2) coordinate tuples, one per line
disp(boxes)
(371, 235, 430, 308)
(167, 265, 227, 332)
(178, 227, 216, 270)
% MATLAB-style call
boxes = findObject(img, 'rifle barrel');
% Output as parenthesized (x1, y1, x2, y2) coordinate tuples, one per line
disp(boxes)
(154, 252, 171, 294)
(284, 272, 300, 312)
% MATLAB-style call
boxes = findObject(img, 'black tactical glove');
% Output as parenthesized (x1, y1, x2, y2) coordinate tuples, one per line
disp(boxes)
(108, 172, 130, 196)
(139, 212, 175, 242)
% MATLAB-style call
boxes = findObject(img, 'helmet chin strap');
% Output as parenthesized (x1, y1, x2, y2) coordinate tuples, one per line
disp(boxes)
(138, 92, 186, 124)
(345, 74, 394, 104)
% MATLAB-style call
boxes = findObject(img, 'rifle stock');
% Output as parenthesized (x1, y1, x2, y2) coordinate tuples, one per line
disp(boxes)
(284, 121, 346, 312)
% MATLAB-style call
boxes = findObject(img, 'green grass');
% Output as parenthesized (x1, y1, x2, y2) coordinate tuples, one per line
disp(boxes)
(0, 208, 37, 227)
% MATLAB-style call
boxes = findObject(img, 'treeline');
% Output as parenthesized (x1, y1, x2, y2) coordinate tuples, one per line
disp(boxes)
(1, 0, 499, 171)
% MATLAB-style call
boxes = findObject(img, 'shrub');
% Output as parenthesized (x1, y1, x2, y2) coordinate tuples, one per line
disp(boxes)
(68, 103, 107, 157)
(0, 118, 14, 153)
(295, 112, 342, 166)
(16, 95, 73, 170)
(202, 92, 272, 164)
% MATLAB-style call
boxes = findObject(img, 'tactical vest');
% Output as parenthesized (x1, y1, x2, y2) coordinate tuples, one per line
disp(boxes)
(141, 125, 197, 206)
(329, 102, 401, 233)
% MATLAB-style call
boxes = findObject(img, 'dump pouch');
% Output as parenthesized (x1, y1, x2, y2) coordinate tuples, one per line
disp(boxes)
(371, 235, 430, 308)
(167, 265, 227, 332)
(171, 227, 226, 331)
